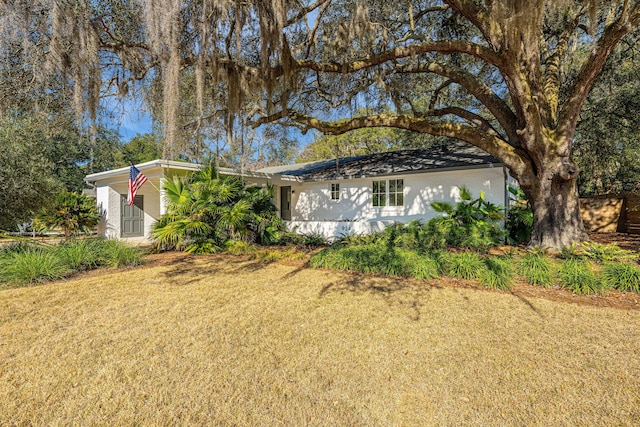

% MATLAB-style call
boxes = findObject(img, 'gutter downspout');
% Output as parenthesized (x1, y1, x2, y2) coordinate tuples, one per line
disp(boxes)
(503, 166, 510, 243)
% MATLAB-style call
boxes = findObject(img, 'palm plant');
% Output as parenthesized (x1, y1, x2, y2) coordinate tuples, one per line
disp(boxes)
(35, 191, 100, 238)
(152, 163, 284, 253)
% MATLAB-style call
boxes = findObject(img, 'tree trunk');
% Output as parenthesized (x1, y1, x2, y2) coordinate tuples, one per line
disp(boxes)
(525, 167, 588, 249)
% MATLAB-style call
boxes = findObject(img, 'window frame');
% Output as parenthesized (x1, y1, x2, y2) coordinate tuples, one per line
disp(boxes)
(372, 179, 404, 208)
(330, 183, 340, 200)
(372, 180, 387, 207)
(388, 179, 404, 207)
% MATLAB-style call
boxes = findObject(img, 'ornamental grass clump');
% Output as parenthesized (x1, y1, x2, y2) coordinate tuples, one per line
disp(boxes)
(441, 251, 486, 280)
(0, 246, 69, 286)
(602, 262, 640, 293)
(57, 239, 102, 271)
(480, 257, 514, 290)
(558, 260, 605, 295)
(517, 252, 555, 287)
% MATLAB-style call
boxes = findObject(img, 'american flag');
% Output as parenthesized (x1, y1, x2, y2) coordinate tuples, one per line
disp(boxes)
(127, 165, 148, 206)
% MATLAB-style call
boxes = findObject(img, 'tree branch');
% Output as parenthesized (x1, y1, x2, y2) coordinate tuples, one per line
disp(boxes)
(255, 111, 531, 178)
(392, 62, 519, 144)
(295, 40, 504, 72)
(417, 107, 503, 138)
(558, 1, 640, 144)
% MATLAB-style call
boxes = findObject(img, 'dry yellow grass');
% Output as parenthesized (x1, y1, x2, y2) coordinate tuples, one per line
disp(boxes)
(1, 254, 639, 426)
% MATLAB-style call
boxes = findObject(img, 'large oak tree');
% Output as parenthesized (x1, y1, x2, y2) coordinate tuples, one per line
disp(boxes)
(3, 0, 639, 248)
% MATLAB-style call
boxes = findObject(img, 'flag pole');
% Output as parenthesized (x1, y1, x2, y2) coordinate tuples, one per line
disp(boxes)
(146, 179, 161, 193)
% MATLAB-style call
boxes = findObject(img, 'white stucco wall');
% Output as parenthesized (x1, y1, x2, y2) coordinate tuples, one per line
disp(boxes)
(286, 166, 508, 239)
(94, 177, 163, 240)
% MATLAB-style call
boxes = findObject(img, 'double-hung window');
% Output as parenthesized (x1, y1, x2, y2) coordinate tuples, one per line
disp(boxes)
(388, 179, 404, 206)
(330, 183, 340, 200)
(372, 179, 403, 207)
(372, 180, 387, 207)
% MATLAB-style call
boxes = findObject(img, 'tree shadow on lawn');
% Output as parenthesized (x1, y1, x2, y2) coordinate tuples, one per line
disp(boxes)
(318, 274, 434, 321)
(318, 272, 545, 321)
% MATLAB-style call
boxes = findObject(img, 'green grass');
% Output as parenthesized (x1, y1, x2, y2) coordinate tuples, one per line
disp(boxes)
(517, 253, 555, 287)
(602, 262, 640, 293)
(0, 239, 142, 287)
(558, 260, 605, 295)
(441, 251, 486, 280)
(0, 246, 70, 286)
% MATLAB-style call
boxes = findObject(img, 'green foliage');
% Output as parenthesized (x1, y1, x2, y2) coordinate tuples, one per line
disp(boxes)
(296, 117, 434, 163)
(441, 251, 486, 280)
(56, 239, 102, 271)
(518, 252, 555, 287)
(575, 43, 640, 195)
(602, 263, 640, 293)
(506, 186, 533, 245)
(36, 191, 100, 237)
(480, 257, 514, 290)
(429, 188, 505, 251)
(580, 242, 637, 263)
(0, 115, 61, 229)
(299, 232, 329, 247)
(309, 242, 441, 280)
(0, 246, 69, 286)
(122, 133, 160, 165)
(558, 260, 604, 295)
(152, 163, 285, 251)
(93, 239, 143, 269)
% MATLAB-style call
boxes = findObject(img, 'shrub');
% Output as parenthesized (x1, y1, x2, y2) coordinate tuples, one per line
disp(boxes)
(505, 186, 533, 245)
(581, 242, 637, 264)
(441, 251, 486, 280)
(153, 165, 284, 251)
(57, 239, 102, 271)
(602, 263, 640, 293)
(558, 260, 604, 295)
(35, 191, 100, 238)
(300, 232, 329, 247)
(0, 246, 69, 285)
(309, 244, 441, 280)
(429, 188, 505, 251)
(518, 252, 555, 287)
(480, 257, 514, 290)
(96, 240, 143, 268)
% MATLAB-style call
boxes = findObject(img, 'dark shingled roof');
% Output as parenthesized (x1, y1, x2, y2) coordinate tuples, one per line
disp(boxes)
(258, 141, 501, 182)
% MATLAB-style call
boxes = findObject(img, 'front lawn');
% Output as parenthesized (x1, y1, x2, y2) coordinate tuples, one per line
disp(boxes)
(1, 253, 639, 425)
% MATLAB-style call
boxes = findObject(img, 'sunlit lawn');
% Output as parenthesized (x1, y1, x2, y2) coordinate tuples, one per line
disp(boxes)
(1, 254, 639, 426)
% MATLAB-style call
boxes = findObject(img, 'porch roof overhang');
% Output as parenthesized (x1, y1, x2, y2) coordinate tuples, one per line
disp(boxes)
(84, 160, 273, 186)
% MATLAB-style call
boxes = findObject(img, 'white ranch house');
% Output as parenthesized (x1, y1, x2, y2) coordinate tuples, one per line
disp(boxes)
(84, 142, 512, 242)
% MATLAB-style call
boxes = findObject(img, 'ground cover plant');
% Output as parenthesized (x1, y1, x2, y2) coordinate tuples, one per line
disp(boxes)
(1, 254, 639, 425)
(311, 227, 640, 295)
(0, 239, 142, 288)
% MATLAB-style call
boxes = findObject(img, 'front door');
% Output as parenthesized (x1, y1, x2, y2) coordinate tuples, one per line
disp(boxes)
(121, 195, 144, 237)
(280, 186, 291, 221)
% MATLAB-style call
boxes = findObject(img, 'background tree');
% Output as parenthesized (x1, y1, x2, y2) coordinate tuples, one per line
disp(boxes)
(122, 133, 161, 165)
(0, 115, 61, 230)
(574, 38, 640, 195)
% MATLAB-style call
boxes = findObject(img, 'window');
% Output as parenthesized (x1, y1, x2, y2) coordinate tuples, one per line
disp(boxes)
(372, 179, 404, 207)
(330, 183, 340, 200)
(372, 180, 387, 207)
(388, 179, 404, 206)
